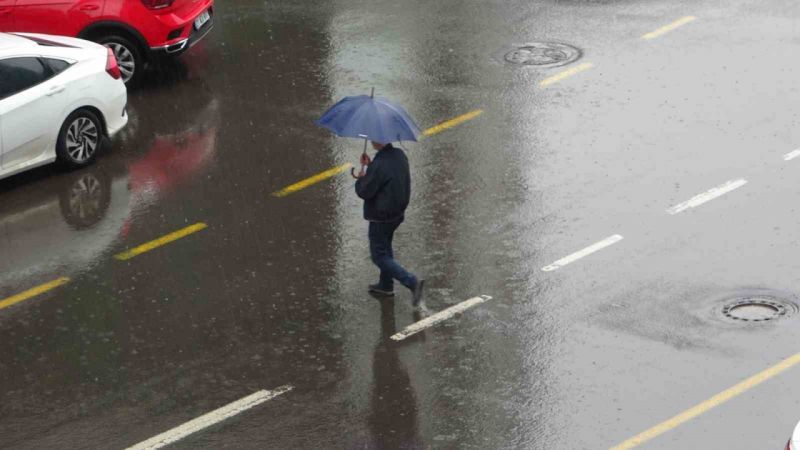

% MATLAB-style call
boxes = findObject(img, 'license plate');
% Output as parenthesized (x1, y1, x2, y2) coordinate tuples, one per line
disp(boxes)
(194, 10, 210, 30)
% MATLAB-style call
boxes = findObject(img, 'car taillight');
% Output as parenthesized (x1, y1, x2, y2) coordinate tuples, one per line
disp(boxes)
(105, 47, 121, 80)
(788, 439, 793, 450)
(140, 0, 174, 9)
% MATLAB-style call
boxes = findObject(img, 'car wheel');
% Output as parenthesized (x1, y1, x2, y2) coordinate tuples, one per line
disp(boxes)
(58, 171, 111, 230)
(57, 109, 104, 169)
(99, 35, 142, 86)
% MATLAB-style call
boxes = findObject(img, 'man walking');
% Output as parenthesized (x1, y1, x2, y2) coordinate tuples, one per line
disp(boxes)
(355, 141, 425, 309)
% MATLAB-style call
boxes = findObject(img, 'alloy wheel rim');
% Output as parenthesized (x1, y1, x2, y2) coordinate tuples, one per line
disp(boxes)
(69, 174, 102, 220)
(106, 42, 135, 83)
(66, 117, 99, 163)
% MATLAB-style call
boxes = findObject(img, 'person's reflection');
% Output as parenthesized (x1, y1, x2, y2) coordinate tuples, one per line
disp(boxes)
(368, 299, 422, 449)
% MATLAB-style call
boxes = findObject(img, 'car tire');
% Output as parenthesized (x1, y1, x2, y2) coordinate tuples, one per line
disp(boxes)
(56, 109, 104, 170)
(58, 170, 111, 230)
(98, 34, 143, 86)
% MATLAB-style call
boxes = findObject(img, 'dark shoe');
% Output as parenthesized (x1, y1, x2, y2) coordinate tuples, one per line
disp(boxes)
(412, 279, 425, 308)
(369, 284, 395, 297)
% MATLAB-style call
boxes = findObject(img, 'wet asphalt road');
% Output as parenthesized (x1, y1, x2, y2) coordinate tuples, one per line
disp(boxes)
(2, 0, 800, 448)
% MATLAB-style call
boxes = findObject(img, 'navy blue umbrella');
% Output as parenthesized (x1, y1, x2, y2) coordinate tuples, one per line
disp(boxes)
(316, 93, 422, 144)
(316, 90, 421, 178)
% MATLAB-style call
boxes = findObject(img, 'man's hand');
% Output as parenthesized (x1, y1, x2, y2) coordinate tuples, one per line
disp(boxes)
(351, 166, 367, 179)
(360, 153, 371, 166)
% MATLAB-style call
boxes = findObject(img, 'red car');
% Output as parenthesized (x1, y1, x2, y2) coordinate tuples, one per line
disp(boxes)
(0, 0, 213, 85)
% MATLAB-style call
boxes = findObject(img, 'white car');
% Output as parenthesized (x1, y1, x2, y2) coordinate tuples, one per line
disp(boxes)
(0, 32, 127, 181)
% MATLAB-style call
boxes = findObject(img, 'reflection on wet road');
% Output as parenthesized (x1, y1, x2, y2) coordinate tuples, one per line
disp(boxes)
(368, 299, 421, 449)
(611, 350, 800, 449)
(2, 0, 800, 448)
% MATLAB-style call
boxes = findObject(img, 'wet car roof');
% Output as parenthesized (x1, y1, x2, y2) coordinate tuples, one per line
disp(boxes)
(0, 33, 37, 53)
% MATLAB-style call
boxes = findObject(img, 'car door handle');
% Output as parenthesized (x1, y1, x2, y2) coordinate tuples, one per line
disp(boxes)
(0, 7, 12, 15)
(46, 85, 66, 96)
(79, 4, 100, 10)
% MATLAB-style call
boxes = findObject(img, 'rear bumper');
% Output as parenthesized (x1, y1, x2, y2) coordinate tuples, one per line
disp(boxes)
(149, 5, 214, 56)
(106, 91, 128, 139)
(108, 110, 128, 138)
(150, 19, 213, 55)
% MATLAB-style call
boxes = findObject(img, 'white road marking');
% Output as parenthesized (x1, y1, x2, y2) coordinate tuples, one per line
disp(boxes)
(666, 179, 747, 215)
(783, 149, 800, 161)
(390, 295, 492, 341)
(541, 235, 624, 272)
(126, 386, 293, 450)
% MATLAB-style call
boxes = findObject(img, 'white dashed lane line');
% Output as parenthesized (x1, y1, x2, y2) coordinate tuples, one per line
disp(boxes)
(126, 386, 293, 450)
(541, 235, 624, 272)
(783, 149, 800, 161)
(666, 179, 747, 215)
(391, 295, 493, 341)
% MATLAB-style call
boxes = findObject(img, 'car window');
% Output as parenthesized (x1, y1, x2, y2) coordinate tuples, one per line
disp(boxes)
(0, 57, 49, 101)
(44, 57, 72, 75)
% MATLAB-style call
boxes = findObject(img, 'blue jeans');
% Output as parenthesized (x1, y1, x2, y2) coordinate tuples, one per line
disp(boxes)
(369, 220, 417, 291)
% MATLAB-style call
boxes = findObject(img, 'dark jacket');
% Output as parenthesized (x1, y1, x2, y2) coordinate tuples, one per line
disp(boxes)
(355, 144, 410, 222)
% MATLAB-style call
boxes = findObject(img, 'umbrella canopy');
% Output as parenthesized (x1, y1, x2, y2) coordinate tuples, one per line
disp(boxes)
(315, 95, 422, 143)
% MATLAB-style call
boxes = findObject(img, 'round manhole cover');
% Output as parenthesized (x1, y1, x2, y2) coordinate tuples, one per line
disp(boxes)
(504, 42, 582, 68)
(722, 298, 789, 322)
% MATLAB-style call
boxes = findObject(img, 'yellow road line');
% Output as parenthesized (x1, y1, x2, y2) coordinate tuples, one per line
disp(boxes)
(114, 223, 208, 261)
(0, 277, 70, 311)
(271, 163, 353, 197)
(610, 351, 800, 450)
(539, 62, 594, 87)
(642, 16, 697, 40)
(422, 109, 484, 137)
(273, 111, 483, 197)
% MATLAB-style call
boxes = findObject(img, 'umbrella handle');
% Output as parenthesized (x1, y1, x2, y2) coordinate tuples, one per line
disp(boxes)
(351, 164, 367, 179)
(352, 137, 369, 179)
